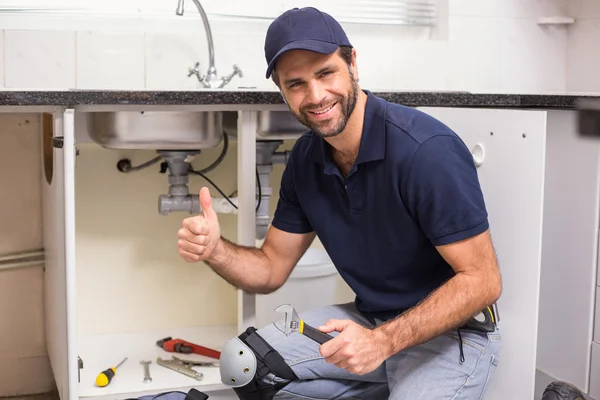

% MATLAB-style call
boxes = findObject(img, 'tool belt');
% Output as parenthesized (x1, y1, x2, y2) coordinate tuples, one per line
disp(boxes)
(460, 303, 499, 333)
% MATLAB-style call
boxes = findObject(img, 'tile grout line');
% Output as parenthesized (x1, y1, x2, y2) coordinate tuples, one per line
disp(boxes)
(74, 31, 78, 89)
(1, 30, 5, 88)
(144, 31, 147, 89)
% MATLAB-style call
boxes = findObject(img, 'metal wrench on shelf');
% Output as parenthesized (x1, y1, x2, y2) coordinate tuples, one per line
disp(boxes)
(140, 360, 152, 383)
(274, 304, 334, 344)
(157, 356, 218, 381)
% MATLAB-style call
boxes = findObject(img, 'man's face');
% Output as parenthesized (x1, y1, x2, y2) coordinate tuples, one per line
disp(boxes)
(275, 49, 358, 138)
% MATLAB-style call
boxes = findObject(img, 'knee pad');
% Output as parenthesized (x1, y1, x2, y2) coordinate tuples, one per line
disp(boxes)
(219, 327, 298, 400)
(541, 381, 585, 400)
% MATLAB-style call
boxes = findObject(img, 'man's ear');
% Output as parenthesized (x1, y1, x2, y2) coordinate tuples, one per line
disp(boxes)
(351, 48, 359, 81)
(280, 92, 287, 104)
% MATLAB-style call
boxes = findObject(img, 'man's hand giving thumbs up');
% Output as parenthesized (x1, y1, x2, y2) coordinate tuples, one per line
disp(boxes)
(178, 187, 222, 263)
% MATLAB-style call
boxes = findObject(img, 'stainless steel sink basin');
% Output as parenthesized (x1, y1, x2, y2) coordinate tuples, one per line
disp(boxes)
(257, 110, 308, 139)
(88, 111, 223, 149)
(222, 110, 309, 140)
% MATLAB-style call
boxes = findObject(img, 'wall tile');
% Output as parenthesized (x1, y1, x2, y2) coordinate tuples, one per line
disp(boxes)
(0, 31, 4, 88)
(4, 30, 75, 88)
(450, 0, 567, 18)
(567, 18, 600, 92)
(447, 17, 567, 93)
(76, 31, 145, 89)
(351, 37, 449, 91)
(209, 18, 277, 90)
(211, 31, 276, 90)
(568, 0, 600, 19)
(145, 33, 206, 89)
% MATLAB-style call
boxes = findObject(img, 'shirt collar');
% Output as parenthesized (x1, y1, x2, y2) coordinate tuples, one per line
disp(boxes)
(309, 90, 386, 165)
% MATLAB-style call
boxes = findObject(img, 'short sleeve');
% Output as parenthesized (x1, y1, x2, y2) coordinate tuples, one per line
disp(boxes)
(403, 135, 489, 246)
(271, 160, 314, 234)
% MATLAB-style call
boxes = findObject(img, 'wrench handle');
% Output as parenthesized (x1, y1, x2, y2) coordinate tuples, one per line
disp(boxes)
(302, 322, 334, 344)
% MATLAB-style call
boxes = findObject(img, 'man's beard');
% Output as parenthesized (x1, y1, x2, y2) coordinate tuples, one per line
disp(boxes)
(290, 75, 359, 138)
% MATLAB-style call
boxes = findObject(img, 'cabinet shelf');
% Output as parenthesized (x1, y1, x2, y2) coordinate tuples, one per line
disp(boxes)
(78, 324, 236, 399)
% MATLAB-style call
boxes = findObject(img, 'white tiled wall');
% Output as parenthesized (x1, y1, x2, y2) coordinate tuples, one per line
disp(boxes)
(76, 31, 146, 89)
(4, 30, 75, 89)
(449, 0, 567, 17)
(447, 16, 568, 93)
(0, 0, 588, 93)
(145, 33, 205, 90)
(566, 0, 600, 92)
(0, 30, 3, 88)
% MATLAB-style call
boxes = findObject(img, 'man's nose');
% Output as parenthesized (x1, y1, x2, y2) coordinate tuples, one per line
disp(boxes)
(306, 81, 327, 106)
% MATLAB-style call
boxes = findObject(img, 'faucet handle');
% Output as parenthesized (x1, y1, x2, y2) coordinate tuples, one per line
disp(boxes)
(188, 62, 202, 78)
(232, 64, 243, 78)
(216, 64, 244, 88)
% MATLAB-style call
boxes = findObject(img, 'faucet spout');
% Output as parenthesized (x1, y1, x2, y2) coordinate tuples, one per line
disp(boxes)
(175, 0, 184, 15)
(176, 0, 241, 88)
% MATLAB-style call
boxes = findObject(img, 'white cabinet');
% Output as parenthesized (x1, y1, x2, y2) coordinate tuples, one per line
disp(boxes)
(419, 108, 600, 400)
(41, 104, 600, 400)
(42, 107, 258, 400)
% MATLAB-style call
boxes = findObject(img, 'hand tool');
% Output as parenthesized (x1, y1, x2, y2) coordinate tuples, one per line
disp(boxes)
(463, 304, 498, 333)
(95, 357, 127, 387)
(157, 356, 208, 381)
(156, 337, 220, 359)
(140, 360, 152, 383)
(274, 304, 334, 344)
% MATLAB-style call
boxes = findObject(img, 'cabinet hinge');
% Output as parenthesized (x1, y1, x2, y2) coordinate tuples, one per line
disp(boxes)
(52, 136, 79, 163)
(52, 136, 63, 149)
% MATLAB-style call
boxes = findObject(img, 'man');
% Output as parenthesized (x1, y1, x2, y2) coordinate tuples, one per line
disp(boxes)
(177, 6, 502, 400)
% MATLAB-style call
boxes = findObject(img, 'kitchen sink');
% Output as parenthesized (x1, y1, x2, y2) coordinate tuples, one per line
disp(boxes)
(87, 110, 223, 150)
(222, 110, 309, 140)
(256, 110, 308, 139)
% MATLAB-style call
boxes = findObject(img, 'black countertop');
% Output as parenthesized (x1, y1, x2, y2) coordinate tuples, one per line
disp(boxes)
(0, 89, 599, 109)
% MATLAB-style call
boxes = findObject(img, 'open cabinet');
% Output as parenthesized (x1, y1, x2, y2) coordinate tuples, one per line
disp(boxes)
(41, 104, 600, 400)
(41, 107, 265, 400)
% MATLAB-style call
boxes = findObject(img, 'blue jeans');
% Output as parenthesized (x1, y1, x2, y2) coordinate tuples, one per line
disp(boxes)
(256, 302, 501, 399)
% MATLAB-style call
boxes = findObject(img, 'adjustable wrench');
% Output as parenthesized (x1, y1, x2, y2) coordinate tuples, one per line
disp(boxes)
(274, 304, 334, 344)
(140, 360, 152, 383)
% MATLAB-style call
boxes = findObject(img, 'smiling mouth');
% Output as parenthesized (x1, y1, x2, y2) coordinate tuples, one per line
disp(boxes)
(308, 102, 337, 115)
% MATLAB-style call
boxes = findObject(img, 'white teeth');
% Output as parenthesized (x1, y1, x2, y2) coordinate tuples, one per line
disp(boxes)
(312, 103, 335, 114)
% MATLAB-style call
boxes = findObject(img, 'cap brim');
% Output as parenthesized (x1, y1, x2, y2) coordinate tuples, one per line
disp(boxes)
(265, 40, 339, 79)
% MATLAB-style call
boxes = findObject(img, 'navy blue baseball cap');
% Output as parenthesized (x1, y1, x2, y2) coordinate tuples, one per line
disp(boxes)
(264, 7, 353, 79)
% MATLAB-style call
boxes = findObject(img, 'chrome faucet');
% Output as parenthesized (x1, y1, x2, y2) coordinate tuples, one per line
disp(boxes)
(176, 0, 243, 88)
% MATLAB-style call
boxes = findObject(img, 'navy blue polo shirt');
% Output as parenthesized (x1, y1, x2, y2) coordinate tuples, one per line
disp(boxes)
(271, 90, 489, 320)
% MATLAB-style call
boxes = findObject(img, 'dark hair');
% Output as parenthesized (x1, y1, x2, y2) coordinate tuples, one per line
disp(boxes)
(272, 45, 354, 87)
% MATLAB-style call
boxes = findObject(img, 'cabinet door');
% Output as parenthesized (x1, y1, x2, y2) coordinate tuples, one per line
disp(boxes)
(418, 107, 547, 400)
(42, 108, 78, 400)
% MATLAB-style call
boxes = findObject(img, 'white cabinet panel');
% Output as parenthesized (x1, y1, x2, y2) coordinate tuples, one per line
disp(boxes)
(536, 111, 600, 393)
(419, 107, 548, 400)
(42, 109, 79, 400)
(590, 342, 600, 400)
(595, 285, 600, 345)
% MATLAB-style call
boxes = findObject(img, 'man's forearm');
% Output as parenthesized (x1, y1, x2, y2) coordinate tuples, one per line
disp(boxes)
(205, 236, 275, 294)
(377, 273, 499, 356)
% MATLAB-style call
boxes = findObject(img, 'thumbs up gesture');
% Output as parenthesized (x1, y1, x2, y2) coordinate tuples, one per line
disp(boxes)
(178, 187, 222, 262)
